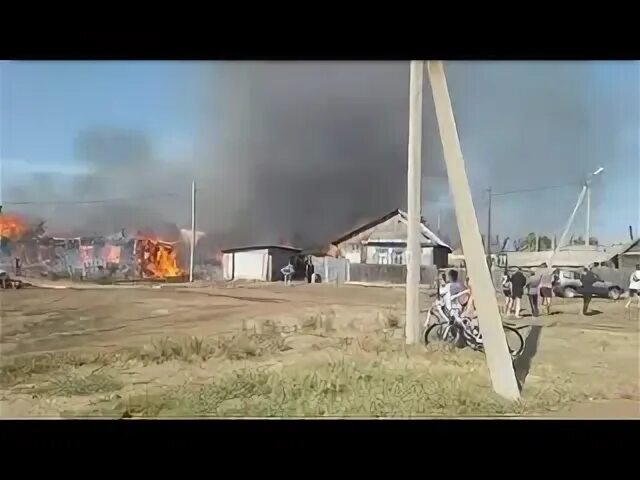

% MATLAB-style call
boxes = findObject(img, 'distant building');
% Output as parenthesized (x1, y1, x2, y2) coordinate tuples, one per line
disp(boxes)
(221, 245, 302, 281)
(330, 209, 451, 269)
(498, 243, 632, 269)
(609, 239, 640, 269)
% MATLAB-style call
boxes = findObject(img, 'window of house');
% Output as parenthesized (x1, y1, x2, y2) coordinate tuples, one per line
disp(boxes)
(392, 249, 404, 264)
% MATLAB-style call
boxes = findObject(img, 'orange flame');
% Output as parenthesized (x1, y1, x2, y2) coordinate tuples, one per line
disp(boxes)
(0, 213, 28, 241)
(138, 238, 185, 279)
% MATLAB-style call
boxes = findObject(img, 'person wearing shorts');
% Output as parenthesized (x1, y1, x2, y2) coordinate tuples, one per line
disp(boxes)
(538, 263, 554, 315)
(625, 264, 640, 310)
(510, 267, 527, 318)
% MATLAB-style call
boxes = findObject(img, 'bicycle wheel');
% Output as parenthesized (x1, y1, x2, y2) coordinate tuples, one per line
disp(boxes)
(502, 325, 525, 357)
(474, 325, 525, 358)
(424, 322, 456, 346)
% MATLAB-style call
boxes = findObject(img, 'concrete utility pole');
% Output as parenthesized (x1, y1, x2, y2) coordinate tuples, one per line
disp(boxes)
(548, 184, 587, 267)
(486, 187, 492, 257)
(585, 167, 604, 248)
(427, 61, 520, 401)
(405, 60, 424, 345)
(585, 184, 591, 247)
(189, 180, 196, 283)
(549, 167, 603, 267)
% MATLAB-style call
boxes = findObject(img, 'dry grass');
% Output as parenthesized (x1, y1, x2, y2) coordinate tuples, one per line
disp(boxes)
(381, 308, 401, 329)
(139, 336, 215, 363)
(298, 309, 336, 335)
(0, 351, 130, 388)
(29, 368, 123, 397)
(4, 307, 636, 418)
(75, 353, 599, 418)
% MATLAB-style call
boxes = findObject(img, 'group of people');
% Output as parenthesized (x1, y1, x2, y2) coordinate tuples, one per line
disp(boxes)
(501, 263, 640, 317)
(280, 256, 316, 286)
(501, 265, 556, 318)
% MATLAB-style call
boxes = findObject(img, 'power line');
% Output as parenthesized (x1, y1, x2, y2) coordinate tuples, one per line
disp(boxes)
(3, 192, 184, 206)
(491, 183, 579, 197)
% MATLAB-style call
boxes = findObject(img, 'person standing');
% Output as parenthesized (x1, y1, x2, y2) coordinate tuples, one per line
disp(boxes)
(281, 261, 295, 287)
(538, 263, 554, 315)
(501, 268, 513, 315)
(305, 256, 315, 284)
(510, 267, 527, 318)
(625, 264, 640, 310)
(526, 269, 542, 317)
(580, 265, 600, 316)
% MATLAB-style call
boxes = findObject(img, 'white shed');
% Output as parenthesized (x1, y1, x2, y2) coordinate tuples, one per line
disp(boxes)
(221, 245, 302, 281)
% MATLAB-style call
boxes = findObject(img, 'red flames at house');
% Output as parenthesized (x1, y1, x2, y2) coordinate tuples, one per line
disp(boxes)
(0, 213, 28, 241)
(136, 237, 185, 279)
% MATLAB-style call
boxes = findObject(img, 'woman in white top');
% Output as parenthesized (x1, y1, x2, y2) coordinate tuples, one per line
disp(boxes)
(625, 264, 640, 309)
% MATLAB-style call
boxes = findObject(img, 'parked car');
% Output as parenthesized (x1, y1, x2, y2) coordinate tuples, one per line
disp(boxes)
(553, 268, 623, 300)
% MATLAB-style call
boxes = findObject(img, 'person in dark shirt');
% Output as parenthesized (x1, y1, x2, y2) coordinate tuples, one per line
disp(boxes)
(580, 266, 600, 316)
(305, 256, 315, 284)
(509, 267, 527, 318)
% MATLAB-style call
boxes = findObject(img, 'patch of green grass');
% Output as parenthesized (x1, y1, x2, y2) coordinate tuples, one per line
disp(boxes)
(33, 369, 123, 397)
(0, 351, 118, 387)
(135, 331, 289, 364)
(138, 336, 215, 363)
(381, 308, 401, 329)
(298, 310, 336, 335)
(80, 356, 594, 418)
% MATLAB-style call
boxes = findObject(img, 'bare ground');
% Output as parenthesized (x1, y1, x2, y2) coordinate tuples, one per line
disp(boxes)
(1, 282, 638, 418)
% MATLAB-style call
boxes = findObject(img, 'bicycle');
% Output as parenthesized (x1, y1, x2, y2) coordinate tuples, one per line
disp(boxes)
(423, 289, 525, 358)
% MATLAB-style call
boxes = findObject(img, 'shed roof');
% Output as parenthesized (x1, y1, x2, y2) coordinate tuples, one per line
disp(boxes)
(221, 245, 302, 254)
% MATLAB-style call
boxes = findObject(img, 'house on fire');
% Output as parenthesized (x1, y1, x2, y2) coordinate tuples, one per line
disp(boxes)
(330, 209, 452, 269)
(221, 245, 302, 281)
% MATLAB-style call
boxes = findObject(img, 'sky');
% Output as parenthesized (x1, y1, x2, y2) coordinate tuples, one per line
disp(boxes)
(1, 60, 638, 246)
(1, 61, 204, 177)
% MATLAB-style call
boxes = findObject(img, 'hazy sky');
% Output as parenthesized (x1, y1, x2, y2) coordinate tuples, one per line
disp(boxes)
(1, 61, 638, 246)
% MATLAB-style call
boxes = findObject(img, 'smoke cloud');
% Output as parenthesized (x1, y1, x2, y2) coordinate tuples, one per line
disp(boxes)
(4, 61, 639, 249)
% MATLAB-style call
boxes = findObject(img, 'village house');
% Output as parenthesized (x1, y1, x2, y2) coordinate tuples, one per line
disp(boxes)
(329, 209, 452, 269)
(609, 239, 640, 269)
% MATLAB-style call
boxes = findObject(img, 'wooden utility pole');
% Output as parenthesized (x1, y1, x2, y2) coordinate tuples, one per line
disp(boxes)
(405, 60, 424, 345)
(427, 61, 520, 401)
(189, 180, 196, 283)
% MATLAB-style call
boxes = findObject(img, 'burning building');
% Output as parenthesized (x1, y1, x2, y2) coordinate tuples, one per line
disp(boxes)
(135, 237, 185, 280)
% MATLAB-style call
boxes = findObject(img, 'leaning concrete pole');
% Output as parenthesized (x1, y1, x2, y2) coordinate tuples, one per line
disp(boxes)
(427, 61, 520, 401)
(547, 184, 587, 268)
(405, 60, 425, 345)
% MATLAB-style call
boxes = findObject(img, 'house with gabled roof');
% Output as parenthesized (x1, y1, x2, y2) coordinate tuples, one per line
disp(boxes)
(330, 209, 452, 269)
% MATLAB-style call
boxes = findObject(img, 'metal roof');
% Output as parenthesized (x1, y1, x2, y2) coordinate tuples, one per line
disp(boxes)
(331, 208, 452, 251)
(221, 245, 302, 254)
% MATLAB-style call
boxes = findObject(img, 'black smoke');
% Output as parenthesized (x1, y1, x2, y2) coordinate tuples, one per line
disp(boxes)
(4, 61, 639, 249)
